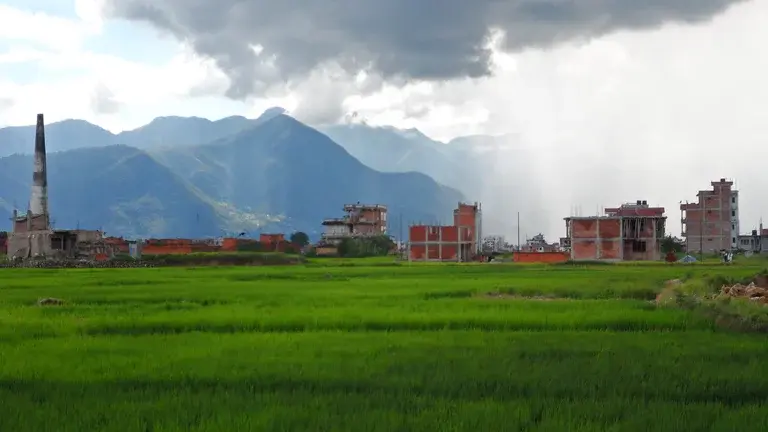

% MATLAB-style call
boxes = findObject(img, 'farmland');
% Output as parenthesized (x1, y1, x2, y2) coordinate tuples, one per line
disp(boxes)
(2, 258, 768, 431)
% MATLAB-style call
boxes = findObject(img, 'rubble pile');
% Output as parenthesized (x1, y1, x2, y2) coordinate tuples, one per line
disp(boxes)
(719, 282, 768, 304)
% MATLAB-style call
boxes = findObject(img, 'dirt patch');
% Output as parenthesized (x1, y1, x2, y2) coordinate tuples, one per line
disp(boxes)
(718, 282, 768, 305)
(38, 297, 64, 306)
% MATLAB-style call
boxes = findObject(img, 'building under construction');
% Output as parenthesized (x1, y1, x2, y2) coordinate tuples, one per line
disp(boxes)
(321, 203, 388, 245)
(680, 178, 739, 253)
(408, 202, 482, 261)
(6, 114, 112, 260)
(562, 200, 666, 261)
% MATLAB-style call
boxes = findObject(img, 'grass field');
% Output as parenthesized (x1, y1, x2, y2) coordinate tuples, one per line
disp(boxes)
(2, 258, 768, 431)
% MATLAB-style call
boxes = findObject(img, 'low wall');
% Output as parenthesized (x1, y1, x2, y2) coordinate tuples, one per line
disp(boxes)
(513, 251, 569, 263)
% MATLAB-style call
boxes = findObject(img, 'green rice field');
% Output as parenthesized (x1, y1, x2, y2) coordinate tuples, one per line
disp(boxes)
(2, 258, 768, 431)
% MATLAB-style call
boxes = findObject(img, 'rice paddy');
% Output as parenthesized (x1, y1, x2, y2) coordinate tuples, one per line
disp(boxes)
(2, 258, 768, 431)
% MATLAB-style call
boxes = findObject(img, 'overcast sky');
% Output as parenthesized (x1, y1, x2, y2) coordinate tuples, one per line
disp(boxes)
(1, 0, 767, 240)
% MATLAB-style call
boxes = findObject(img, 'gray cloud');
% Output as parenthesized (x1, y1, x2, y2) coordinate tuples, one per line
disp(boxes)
(103, 0, 745, 99)
(0, 97, 12, 112)
(91, 83, 121, 115)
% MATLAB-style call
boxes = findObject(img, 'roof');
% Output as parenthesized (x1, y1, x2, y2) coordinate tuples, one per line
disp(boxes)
(565, 215, 667, 221)
(322, 218, 348, 225)
(11, 213, 45, 222)
(604, 207, 665, 217)
(343, 203, 387, 210)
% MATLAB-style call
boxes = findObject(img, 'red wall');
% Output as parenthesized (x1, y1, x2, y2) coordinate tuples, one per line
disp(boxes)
(409, 225, 475, 261)
(598, 219, 621, 238)
(260, 233, 285, 244)
(513, 252, 569, 263)
(572, 220, 597, 238)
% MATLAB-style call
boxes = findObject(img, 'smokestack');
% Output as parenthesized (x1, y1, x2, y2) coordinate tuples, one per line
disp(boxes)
(30, 113, 48, 224)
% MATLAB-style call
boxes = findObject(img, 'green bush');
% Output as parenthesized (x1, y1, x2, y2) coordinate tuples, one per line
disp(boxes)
(337, 236, 394, 258)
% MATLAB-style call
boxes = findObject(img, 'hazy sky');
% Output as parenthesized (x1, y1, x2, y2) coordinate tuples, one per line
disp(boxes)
(1, 0, 767, 240)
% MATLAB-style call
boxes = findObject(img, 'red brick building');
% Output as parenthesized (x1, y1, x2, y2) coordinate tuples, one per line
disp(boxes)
(680, 178, 739, 253)
(408, 202, 482, 261)
(562, 200, 666, 261)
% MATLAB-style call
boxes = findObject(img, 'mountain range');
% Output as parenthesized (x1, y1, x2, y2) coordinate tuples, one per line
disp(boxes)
(0, 110, 470, 239)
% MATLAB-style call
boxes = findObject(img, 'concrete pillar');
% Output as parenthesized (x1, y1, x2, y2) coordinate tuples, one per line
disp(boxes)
(619, 217, 624, 261)
(407, 239, 411, 263)
(596, 218, 601, 260)
(438, 227, 443, 261)
(457, 227, 461, 262)
(651, 217, 658, 260)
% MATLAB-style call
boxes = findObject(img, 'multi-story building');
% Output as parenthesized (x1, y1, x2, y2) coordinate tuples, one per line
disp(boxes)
(680, 178, 739, 253)
(453, 202, 482, 254)
(563, 200, 666, 261)
(409, 202, 482, 261)
(321, 203, 388, 244)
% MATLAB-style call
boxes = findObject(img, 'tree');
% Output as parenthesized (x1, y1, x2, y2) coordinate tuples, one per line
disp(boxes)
(337, 235, 395, 258)
(660, 235, 684, 254)
(290, 231, 310, 246)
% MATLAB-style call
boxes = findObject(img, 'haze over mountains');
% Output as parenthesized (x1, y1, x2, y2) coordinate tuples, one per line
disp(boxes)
(0, 109, 504, 239)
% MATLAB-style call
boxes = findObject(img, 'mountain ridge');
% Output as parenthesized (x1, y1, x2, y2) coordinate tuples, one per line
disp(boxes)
(0, 113, 462, 239)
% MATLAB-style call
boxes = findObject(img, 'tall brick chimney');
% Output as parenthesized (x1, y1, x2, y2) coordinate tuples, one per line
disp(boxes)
(29, 113, 48, 226)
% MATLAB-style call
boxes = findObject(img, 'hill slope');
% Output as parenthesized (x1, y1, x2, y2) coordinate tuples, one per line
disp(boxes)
(151, 115, 463, 237)
(0, 146, 221, 238)
(0, 120, 116, 157)
(319, 123, 471, 194)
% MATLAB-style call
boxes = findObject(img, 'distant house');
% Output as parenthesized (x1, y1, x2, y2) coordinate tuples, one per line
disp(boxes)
(523, 233, 559, 253)
(737, 227, 768, 254)
(321, 203, 388, 245)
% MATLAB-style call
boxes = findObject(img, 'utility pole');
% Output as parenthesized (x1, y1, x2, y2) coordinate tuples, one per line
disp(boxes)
(399, 213, 403, 258)
(517, 212, 520, 251)
(700, 195, 705, 262)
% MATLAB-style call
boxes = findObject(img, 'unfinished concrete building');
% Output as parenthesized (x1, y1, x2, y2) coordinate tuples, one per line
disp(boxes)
(737, 223, 768, 254)
(563, 200, 666, 261)
(680, 178, 739, 253)
(408, 202, 482, 262)
(7, 114, 110, 260)
(321, 203, 388, 245)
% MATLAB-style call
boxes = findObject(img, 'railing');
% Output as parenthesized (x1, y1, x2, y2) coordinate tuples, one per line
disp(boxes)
(322, 232, 386, 239)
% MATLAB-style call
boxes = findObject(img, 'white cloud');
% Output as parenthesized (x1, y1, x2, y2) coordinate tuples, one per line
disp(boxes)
(74, 0, 105, 31)
(0, 4, 95, 51)
(335, 0, 768, 239)
(0, 3, 243, 131)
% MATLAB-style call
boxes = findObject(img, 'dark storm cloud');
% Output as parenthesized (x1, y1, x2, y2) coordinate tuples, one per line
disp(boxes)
(103, 0, 745, 98)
